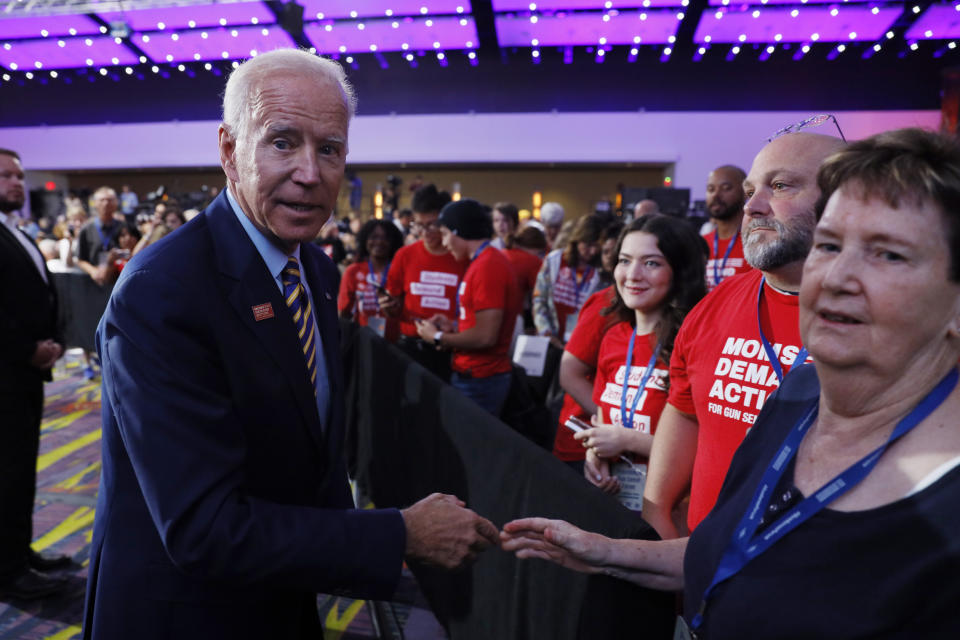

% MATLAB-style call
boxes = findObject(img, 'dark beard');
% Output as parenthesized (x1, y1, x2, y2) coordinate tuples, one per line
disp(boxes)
(0, 196, 23, 213)
(709, 200, 742, 222)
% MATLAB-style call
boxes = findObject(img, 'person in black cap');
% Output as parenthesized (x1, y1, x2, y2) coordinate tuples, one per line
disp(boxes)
(416, 199, 522, 417)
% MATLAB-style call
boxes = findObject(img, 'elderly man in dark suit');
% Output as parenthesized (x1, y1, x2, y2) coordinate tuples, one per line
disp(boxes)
(82, 49, 498, 639)
(0, 148, 73, 601)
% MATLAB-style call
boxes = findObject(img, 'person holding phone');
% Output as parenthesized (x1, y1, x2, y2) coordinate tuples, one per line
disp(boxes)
(573, 215, 706, 511)
(338, 219, 404, 341)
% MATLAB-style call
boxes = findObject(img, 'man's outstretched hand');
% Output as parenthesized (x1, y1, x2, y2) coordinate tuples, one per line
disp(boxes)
(401, 493, 499, 569)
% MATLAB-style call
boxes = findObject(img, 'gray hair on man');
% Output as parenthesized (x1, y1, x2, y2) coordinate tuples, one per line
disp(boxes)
(221, 48, 357, 142)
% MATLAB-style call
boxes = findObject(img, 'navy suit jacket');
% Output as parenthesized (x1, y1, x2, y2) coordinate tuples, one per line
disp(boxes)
(83, 193, 406, 639)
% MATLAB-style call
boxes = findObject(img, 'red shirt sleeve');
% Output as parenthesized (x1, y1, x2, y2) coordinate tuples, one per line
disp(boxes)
(518, 251, 542, 293)
(385, 245, 407, 298)
(564, 287, 615, 367)
(338, 263, 360, 314)
(667, 318, 696, 415)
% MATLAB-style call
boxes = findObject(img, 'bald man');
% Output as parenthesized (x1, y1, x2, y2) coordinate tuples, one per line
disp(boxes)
(703, 165, 751, 290)
(641, 133, 846, 538)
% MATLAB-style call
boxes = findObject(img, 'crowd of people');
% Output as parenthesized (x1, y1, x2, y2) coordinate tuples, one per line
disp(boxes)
(8, 187, 201, 378)
(1, 45, 958, 638)
(503, 125, 960, 637)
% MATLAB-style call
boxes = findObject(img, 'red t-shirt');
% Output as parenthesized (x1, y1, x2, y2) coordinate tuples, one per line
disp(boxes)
(553, 287, 618, 461)
(592, 323, 669, 465)
(669, 269, 807, 531)
(386, 241, 466, 337)
(451, 246, 522, 378)
(703, 231, 752, 292)
(503, 247, 542, 299)
(338, 261, 400, 342)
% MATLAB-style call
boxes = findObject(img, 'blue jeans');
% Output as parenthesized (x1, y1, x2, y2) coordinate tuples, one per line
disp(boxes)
(451, 371, 512, 418)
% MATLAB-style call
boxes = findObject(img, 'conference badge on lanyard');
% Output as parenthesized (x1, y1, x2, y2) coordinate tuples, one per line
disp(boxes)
(612, 332, 661, 512)
(563, 311, 579, 342)
(367, 315, 386, 338)
(612, 462, 646, 512)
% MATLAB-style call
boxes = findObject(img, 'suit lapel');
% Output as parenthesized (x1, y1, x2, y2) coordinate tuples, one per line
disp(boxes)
(0, 222, 49, 288)
(205, 194, 326, 454)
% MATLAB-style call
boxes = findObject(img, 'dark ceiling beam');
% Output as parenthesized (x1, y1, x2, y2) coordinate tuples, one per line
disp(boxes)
(87, 11, 152, 65)
(471, 0, 500, 61)
(266, 0, 314, 51)
(674, 0, 707, 59)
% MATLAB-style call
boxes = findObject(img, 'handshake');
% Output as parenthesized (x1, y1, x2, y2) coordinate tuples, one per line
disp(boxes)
(401, 493, 499, 569)
(400, 493, 605, 576)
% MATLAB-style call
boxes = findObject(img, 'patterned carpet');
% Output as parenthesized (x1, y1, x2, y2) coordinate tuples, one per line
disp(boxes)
(0, 352, 446, 640)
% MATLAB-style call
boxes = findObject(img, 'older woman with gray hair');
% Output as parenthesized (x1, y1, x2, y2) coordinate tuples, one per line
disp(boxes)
(502, 127, 960, 637)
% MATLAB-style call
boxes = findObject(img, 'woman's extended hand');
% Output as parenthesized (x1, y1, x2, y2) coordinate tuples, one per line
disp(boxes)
(500, 517, 611, 574)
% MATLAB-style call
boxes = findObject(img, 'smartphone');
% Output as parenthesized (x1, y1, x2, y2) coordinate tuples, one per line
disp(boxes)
(564, 415, 590, 433)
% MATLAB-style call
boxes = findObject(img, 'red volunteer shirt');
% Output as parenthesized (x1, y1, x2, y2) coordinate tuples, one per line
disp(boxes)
(503, 248, 542, 300)
(338, 261, 400, 342)
(592, 323, 669, 439)
(452, 247, 522, 378)
(668, 269, 807, 530)
(703, 231, 753, 291)
(553, 287, 618, 461)
(386, 241, 466, 337)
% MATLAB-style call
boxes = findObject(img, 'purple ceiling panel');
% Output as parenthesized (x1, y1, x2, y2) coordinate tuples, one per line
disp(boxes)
(694, 5, 901, 43)
(304, 16, 477, 53)
(496, 10, 681, 46)
(905, 4, 960, 40)
(97, 2, 276, 31)
(298, 0, 472, 20)
(708, 0, 877, 5)
(0, 14, 102, 40)
(0, 36, 139, 70)
(133, 24, 295, 63)
(492, 0, 684, 10)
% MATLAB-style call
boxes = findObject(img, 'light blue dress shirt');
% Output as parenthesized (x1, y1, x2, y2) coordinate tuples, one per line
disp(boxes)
(225, 188, 331, 429)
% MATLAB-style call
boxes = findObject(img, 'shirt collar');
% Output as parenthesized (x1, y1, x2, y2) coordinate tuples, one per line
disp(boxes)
(226, 186, 301, 286)
(0, 211, 17, 231)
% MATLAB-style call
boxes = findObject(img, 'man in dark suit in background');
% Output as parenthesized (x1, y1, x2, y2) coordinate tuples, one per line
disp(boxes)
(0, 148, 73, 601)
(83, 49, 498, 640)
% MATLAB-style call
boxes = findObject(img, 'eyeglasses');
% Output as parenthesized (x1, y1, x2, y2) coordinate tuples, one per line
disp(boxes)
(766, 114, 846, 143)
(411, 220, 440, 232)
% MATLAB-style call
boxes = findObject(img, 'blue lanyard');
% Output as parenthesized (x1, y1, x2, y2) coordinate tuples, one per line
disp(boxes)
(756, 276, 807, 383)
(366, 260, 390, 313)
(691, 366, 958, 630)
(712, 229, 738, 287)
(571, 265, 594, 306)
(454, 240, 489, 324)
(619, 330, 661, 431)
(94, 218, 114, 250)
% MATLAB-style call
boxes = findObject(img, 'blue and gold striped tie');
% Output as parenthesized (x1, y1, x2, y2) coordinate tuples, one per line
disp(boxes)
(281, 257, 318, 393)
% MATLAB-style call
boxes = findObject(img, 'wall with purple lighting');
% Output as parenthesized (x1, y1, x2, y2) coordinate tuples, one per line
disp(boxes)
(6, 109, 937, 201)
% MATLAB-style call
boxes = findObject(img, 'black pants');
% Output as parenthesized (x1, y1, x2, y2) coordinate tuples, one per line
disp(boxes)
(0, 384, 43, 579)
(395, 336, 452, 383)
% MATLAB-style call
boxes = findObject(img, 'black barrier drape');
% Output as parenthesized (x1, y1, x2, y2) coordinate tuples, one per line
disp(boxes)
(51, 271, 113, 352)
(341, 322, 674, 640)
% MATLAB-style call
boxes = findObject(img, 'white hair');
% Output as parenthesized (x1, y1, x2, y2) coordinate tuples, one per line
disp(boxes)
(540, 202, 565, 226)
(222, 48, 356, 142)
